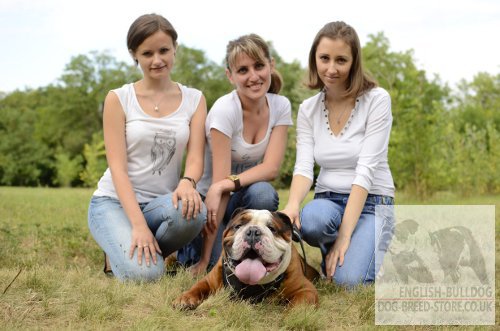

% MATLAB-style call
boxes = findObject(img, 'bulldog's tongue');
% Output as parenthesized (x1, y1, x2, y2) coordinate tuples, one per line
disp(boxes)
(234, 258, 267, 285)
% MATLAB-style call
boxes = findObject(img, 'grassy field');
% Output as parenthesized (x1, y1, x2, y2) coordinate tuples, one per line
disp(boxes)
(0, 187, 498, 330)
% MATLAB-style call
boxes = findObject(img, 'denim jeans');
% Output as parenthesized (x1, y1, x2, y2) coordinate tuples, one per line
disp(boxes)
(177, 181, 279, 269)
(300, 191, 394, 287)
(88, 194, 206, 282)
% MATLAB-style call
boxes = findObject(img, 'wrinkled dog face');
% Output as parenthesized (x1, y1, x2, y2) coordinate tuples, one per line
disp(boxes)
(223, 210, 293, 285)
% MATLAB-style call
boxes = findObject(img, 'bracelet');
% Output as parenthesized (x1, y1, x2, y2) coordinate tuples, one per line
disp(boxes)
(181, 176, 196, 189)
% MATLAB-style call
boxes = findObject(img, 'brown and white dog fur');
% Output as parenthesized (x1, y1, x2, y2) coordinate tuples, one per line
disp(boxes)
(173, 209, 318, 309)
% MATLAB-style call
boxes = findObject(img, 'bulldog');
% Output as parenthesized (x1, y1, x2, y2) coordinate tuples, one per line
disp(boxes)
(173, 209, 319, 309)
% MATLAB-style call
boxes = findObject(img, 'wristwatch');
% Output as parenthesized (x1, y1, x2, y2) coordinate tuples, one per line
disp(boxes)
(227, 175, 241, 192)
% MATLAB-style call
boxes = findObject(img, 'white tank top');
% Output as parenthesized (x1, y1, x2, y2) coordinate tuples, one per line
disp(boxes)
(93, 83, 202, 203)
(197, 90, 293, 196)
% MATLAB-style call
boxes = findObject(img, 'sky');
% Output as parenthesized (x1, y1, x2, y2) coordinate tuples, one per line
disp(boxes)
(1, 0, 499, 93)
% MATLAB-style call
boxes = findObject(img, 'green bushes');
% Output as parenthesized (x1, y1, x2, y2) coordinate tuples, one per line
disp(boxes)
(0, 37, 498, 198)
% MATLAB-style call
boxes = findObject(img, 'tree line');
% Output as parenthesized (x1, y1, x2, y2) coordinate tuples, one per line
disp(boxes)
(0, 33, 498, 198)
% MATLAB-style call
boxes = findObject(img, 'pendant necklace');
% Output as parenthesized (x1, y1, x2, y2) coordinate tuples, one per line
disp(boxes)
(151, 95, 165, 112)
(144, 82, 176, 113)
(147, 93, 167, 112)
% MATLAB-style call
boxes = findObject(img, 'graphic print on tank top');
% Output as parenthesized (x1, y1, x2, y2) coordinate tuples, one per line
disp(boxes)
(232, 151, 260, 174)
(151, 130, 176, 175)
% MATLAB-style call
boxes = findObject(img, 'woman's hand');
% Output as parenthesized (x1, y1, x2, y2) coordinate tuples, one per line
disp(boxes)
(172, 179, 202, 220)
(188, 259, 210, 277)
(280, 205, 301, 230)
(203, 184, 223, 234)
(325, 234, 351, 280)
(129, 223, 162, 266)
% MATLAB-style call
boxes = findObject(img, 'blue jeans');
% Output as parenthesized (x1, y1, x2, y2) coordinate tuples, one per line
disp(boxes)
(177, 181, 279, 268)
(88, 194, 206, 282)
(300, 192, 394, 287)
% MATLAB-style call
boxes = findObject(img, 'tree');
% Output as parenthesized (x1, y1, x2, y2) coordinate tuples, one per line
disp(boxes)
(454, 72, 500, 132)
(363, 33, 451, 198)
(54, 150, 83, 187)
(270, 44, 315, 187)
(448, 73, 500, 194)
(171, 45, 231, 109)
(80, 132, 107, 188)
(0, 90, 53, 185)
(0, 52, 140, 186)
(36, 52, 141, 156)
(1, 39, 497, 195)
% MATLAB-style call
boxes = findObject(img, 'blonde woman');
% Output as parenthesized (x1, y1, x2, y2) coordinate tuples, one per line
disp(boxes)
(178, 34, 293, 275)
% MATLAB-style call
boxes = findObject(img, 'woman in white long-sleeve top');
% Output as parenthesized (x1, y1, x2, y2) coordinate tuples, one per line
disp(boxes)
(281, 21, 395, 287)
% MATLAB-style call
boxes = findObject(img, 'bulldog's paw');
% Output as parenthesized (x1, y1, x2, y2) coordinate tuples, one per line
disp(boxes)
(289, 290, 319, 307)
(172, 292, 203, 310)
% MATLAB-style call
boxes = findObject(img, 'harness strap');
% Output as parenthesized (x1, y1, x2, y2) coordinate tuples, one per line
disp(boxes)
(292, 225, 308, 274)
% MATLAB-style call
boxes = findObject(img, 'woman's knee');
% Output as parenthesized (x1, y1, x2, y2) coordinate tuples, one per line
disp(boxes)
(300, 199, 341, 243)
(144, 194, 180, 220)
(333, 267, 372, 288)
(332, 217, 376, 287)
(244, 182, 278, 211)
(176, 209, 206, 238)
(145, 195, 206, 232)
(154, 205, 206, 255)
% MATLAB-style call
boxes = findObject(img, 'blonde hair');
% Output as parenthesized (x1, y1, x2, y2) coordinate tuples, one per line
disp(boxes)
(307, 21, 376, 97)
(225, 34, 283, 94)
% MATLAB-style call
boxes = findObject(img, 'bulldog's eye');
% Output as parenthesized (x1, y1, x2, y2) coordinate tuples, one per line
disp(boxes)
(267, 225, 276, 233)
(233, 224, 242, 230)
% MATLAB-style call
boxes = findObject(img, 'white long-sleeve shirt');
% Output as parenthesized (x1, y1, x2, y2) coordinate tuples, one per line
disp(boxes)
(293, 87, 395, 197)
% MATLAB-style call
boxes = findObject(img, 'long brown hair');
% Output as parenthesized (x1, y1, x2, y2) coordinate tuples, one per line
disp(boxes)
(307, 21, 376, 97)
(225, 34, 283, 94)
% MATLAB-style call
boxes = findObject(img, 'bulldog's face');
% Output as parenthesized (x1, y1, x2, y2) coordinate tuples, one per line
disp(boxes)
(222, 209, 293, 285)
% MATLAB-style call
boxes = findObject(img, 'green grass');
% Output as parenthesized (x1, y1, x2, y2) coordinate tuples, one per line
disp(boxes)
(0, 187, 498, 330)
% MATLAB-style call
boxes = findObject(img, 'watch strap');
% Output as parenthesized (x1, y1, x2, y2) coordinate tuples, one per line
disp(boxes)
(227, 175, 241, 192)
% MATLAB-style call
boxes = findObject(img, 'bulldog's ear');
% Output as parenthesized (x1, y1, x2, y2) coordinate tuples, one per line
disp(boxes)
(230, 207, 246, 220)
(273, 211, 293, 232)
(226, 208, 246, 229)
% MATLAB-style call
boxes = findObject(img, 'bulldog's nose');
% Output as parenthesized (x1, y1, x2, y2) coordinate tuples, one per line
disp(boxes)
(245, 226, 262, 245)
